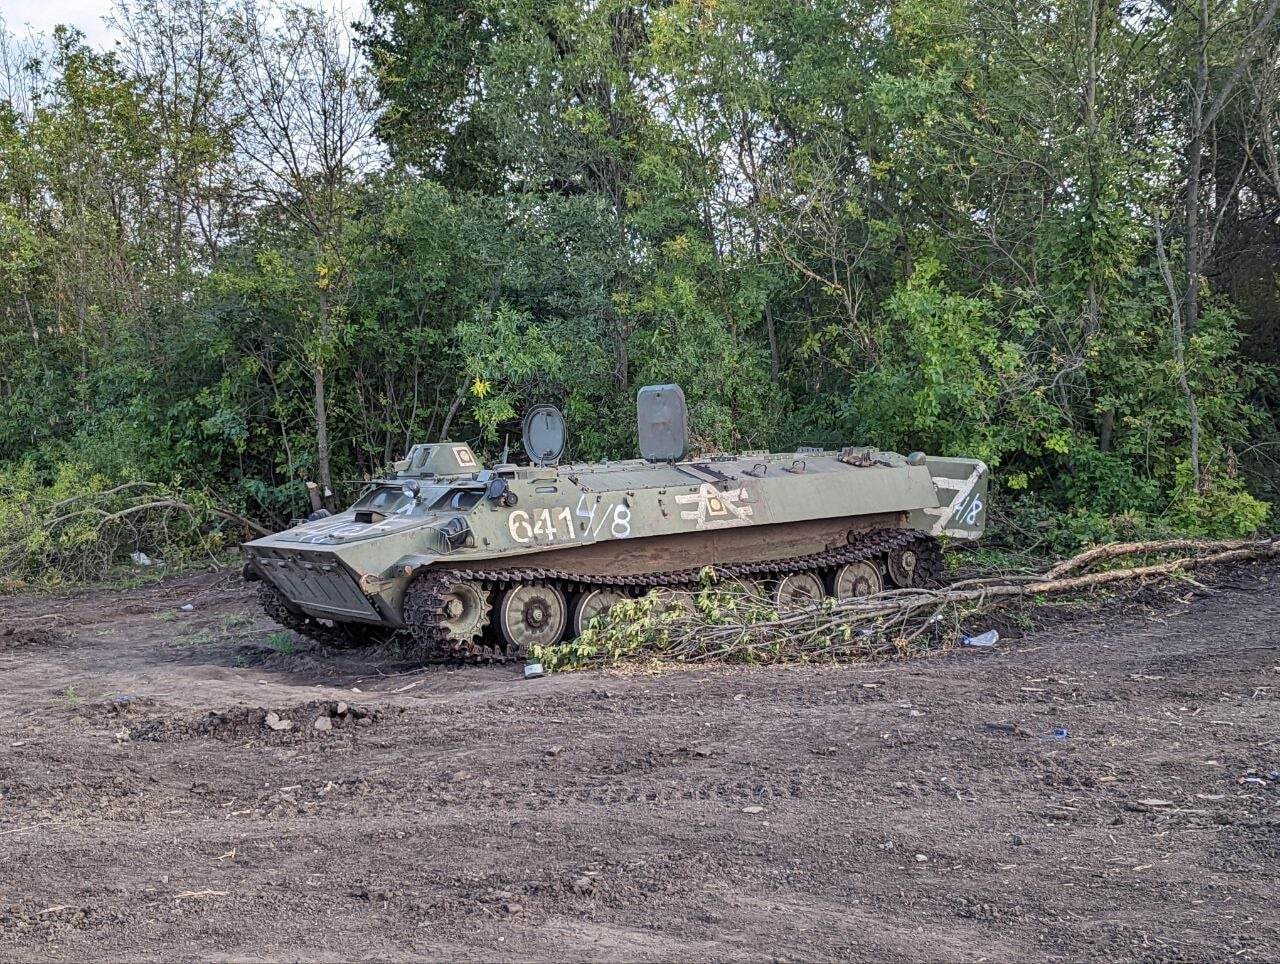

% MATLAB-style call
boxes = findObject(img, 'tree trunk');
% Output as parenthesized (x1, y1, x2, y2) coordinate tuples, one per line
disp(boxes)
(384, 367, 397, 468)
(313, 361, 333, 509)
(1153, 214, 1202, 491)
(610, 304, 629, 389)
(764, 302, 780, 382)
(1098, 409, 1115, 453)
(438, 379, 469, 442)
(1182, 0, 1209, 337)
(1083, 0, 1101, 344)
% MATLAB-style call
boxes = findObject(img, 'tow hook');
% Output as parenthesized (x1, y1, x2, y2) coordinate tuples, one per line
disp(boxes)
(359, 572, 390, 595)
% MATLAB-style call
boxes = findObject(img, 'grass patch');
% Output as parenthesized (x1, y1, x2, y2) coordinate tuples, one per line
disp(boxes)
(172, 630, 214, 648)
(265, 631, 295, 655)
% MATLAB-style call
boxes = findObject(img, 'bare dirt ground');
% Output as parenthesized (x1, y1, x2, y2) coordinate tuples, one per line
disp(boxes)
(1, 563, 1278, 962)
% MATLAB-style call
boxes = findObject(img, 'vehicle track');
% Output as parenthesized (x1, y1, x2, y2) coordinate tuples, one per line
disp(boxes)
(403, 527, 943, 662)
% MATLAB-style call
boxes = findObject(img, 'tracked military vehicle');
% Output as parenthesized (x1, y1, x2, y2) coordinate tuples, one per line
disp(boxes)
(243, 385, 988, 661)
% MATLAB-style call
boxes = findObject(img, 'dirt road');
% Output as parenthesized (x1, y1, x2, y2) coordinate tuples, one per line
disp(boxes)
(1, 565, 1278, 961)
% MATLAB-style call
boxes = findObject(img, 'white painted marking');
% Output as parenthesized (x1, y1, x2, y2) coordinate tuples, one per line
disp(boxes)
(674, 484, 754, 530)
(923, 466, 985, 536)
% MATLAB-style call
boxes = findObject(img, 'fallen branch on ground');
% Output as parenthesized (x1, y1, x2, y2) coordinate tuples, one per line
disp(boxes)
(536, 536, 1280, 671)
(0, 483, 269, 583)
(25, 499, 269, 538)
(0, 822, 52, 837)
(1043, 538, 1259, 579)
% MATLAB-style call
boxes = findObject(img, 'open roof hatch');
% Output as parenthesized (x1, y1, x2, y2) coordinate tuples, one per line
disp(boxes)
(637, 384, 688, 462)
(522, 404, 567, 466)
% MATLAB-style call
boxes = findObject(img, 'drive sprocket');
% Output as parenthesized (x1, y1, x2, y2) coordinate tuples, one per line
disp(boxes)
(403, 570, 495, 661)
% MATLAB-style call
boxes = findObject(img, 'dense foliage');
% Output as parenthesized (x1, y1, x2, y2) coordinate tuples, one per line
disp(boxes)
(1, 0, 1278, 575)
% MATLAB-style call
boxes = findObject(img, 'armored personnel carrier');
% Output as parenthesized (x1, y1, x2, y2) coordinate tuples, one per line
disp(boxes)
(243, 385, 988, 661)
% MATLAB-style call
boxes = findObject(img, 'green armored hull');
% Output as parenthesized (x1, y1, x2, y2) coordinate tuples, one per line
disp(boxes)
(244, 386, 988, 661)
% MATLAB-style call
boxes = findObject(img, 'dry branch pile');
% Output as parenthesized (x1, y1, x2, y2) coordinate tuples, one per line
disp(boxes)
(536, 537, 1280, 671)
(0, 481, 267, 585)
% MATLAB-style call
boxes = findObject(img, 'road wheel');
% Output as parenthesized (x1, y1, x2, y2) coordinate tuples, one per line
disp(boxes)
(886, 546, 920, 587)
(497, 584, 568, 654)
(830, 560, 883, 598)
(571, 589, 628, 637)
(773, 571, 825, 610)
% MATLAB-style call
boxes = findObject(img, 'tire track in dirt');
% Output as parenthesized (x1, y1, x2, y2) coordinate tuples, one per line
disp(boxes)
(1, 563, 1278, 961)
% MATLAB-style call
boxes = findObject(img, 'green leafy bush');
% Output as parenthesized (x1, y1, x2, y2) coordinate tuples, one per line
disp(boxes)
(0, 459, 228, 588)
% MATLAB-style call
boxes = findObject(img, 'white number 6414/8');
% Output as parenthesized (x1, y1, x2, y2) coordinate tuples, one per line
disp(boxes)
(508, 503, 631, 543)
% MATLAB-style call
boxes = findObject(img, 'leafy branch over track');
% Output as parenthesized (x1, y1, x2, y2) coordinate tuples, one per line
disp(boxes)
(535, 537, 1280, 671)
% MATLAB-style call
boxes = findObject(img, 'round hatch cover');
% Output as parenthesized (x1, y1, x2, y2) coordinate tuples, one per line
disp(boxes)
(522, 404, 567, 466)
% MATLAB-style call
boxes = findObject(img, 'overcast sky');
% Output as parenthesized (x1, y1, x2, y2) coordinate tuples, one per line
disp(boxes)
(0, 0, 357, 51)
(0, 0, 118, 48)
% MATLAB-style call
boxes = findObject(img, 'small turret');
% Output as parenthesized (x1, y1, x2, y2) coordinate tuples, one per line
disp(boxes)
(397, 442, 481, 478)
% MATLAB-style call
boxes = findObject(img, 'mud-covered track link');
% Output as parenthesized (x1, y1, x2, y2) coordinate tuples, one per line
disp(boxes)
(400, 527, 942, 663)
(256, 584, 399, 650)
